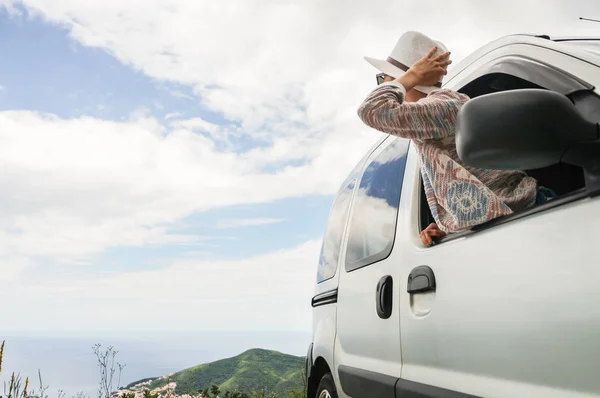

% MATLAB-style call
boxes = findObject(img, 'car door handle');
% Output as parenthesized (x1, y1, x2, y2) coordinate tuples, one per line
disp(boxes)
(376, 275, 393, 319)
(407, 266, 436, 294)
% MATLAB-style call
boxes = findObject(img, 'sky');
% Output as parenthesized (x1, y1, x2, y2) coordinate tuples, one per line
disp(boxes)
(0, 0, 599, 338)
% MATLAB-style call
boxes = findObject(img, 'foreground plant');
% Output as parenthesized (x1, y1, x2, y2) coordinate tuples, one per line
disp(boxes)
(93, 344, 126, 398)
(1, 340, 124, 398)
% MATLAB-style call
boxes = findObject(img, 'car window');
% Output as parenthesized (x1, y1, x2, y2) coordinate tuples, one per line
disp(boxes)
(426, 56, 593, 246)
(316, 180, 355, 283)
(345, 138, 409, 272)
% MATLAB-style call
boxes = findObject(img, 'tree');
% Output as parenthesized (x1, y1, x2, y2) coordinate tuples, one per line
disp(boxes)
(210, 385, 220, 397)
(142, 389, 159, 398)
(93, 344, 126, 398)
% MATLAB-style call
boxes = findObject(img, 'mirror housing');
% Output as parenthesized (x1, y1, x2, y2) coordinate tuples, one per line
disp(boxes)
(456, 89, 599, 171)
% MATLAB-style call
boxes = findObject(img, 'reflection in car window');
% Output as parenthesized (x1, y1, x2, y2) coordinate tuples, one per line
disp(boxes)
(317, 180, 355, 283)
(345, 138, 409, 272)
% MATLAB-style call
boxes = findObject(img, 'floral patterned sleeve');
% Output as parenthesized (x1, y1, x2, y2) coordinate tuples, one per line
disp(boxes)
(357, 81, 469, 141)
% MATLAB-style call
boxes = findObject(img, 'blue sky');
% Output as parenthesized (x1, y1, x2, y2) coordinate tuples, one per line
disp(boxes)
(92, 195, 332, 273)
(0, 11, 190, 120)
(0, 10, 334, 264)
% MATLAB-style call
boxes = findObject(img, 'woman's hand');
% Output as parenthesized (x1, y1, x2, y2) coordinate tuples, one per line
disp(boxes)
(397, 47, 452, 91)
(420, 223, 446, 247)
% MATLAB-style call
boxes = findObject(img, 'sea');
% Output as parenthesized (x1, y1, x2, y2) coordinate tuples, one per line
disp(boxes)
(0, 330, 312, 397)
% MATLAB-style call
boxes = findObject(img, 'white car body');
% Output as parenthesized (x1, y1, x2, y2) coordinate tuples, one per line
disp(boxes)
(306, 34, 600, 398)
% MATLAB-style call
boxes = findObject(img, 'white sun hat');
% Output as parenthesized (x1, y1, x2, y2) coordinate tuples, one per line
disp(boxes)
(364, 31, 448, 94)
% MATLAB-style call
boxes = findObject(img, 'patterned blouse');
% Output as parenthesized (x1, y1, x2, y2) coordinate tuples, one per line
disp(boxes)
(357, 81, 538, 233)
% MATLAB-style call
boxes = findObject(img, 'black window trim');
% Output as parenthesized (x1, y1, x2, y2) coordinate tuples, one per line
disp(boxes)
(344, 138, 410, 273)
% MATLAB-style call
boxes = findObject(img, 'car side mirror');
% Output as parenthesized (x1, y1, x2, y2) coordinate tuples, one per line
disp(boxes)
(456, 89, 599, 171)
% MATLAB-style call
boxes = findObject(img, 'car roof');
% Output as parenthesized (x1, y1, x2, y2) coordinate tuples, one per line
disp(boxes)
(447, 34, 600, 83)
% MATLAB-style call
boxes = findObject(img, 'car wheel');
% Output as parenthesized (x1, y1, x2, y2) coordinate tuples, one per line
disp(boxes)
(316, 372, 338, 398)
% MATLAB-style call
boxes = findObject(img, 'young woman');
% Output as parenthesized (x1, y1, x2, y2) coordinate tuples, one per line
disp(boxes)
(358, 31, 548, 246)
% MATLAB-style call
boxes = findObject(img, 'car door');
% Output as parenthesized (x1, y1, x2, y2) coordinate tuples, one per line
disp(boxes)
(398, 157, 600, 398)
(396, 47, 600, 397)
(334, 136, 411, 398)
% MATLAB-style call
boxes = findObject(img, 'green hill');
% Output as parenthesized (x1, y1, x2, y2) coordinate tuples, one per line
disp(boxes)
(125, 377, 157, 388)
(143, 348, 305, 395)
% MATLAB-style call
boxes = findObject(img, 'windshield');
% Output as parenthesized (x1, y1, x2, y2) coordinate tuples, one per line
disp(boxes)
(560, 40, 600, 56)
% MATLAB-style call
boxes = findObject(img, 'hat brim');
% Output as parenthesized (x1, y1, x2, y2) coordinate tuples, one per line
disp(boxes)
(364, 56, 440, 94)
(364, 56, 405, 79)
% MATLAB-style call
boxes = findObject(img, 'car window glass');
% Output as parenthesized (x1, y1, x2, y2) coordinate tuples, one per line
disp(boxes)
(345, 138, 409, 271)
(317, 180, 355, 283)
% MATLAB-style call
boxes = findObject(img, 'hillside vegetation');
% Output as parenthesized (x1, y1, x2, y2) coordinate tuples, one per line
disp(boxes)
(129, 348, 305, 396)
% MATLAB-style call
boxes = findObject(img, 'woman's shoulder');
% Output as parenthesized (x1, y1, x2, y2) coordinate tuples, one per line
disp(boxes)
(426, 88, 470, 103)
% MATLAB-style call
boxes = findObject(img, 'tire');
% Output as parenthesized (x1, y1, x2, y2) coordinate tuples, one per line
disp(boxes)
(316, 372, 338, 398)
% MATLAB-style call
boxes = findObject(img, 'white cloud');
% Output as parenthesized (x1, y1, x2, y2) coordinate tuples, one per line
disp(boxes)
(1, 0, 599, 334)
(164, 112, 183, 120)
(1, 239, 320, 332)
(0, 1, 21, 16)
(0, 110, 356, 260)
(0, 256, 31, 282)
(214, 218, 285, 229)
(3, 0, 595, 228)
(169, 90, 195, 101)
(169, 117, 233, 145)
(6, 0, 598, 177)
(0, 84, 5, 91)
(10, 0, 600, 130)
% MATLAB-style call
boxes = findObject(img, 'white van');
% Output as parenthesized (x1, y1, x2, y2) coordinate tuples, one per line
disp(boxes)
(305, 34, 600, 398)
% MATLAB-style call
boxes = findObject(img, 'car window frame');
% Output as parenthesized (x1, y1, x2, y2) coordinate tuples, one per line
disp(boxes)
(344, 137, 411, 273)
(316, 179, 357, 284)
(419, 53, 600, 247)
